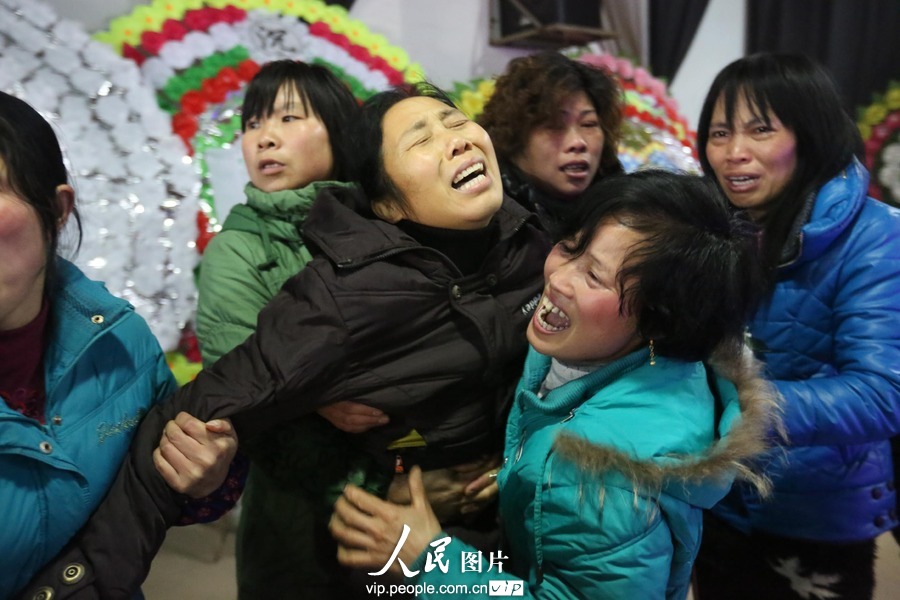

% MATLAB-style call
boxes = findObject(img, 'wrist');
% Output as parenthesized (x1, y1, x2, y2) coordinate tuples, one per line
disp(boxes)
(402, 529, 448, 574)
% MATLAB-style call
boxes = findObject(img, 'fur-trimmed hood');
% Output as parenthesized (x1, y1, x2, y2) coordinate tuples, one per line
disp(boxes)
(552, 344, 783, 507)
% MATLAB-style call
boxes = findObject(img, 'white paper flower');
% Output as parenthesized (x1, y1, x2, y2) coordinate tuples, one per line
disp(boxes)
(44, 43, 83, 77)
(95, 93, 130, 127)
(53, 19, 90, 48)
(141, 57, 176, 90)
(1, 0, 202, 351)
(183, 30, 216, 59)
(81, 39, 126, 74)
(17, 0, 55, 28)
(159, 40, 196, 70)
(207, 21, 242, 51)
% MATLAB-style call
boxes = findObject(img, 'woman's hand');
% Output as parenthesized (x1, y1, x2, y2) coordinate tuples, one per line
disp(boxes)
(461, 466, 500, 516)
(331, 466, 441, 574)
(153, 411, 238, 498)
(318, 401, 389, 433)
(387, 455, 501, 521)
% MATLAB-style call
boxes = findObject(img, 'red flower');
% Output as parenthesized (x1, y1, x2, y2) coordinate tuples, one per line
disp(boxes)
(349, 44, 372, 64)
(332, 33, 352, 52)
(236, 59, 261, 81)
(308, 21, 330, 36)
(172, 112, 198, 142)
(221, 5, 247, 24)
(161, 18, 188, 41)
(217, 66, 240, 91)
(181, 90, 207, 116)
(184, 7, 216, 31)
(200, 77, 228, 103)
(196, 228, 215, 253)
(122, 43, 146, 66)
(141, 31, 168, 55)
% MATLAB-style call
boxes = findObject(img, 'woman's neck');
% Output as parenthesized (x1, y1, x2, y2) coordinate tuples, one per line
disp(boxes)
(396, 219, 498, 276)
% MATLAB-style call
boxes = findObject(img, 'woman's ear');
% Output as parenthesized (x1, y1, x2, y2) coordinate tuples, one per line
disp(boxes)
(55, 184, 74, 230)
(371, 197, 404, 223)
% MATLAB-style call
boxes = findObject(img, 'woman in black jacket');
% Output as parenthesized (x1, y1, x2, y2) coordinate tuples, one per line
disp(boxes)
(479, 51, 625, 238)
(18, 83, 549, 600)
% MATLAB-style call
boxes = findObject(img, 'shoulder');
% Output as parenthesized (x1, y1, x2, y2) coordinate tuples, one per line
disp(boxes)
(51, 261, 166, 366)
(203, 229, 267, 263)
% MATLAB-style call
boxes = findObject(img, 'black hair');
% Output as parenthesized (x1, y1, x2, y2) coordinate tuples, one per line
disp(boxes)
(346, 81, 458, 216)
(557, 170, 763, 362)
(0, 92, 82, 291)
(696, 53, 863, 283)
(241, 60, 358, 181)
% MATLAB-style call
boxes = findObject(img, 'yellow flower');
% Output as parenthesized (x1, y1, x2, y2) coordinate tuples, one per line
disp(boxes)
(366, 33, 389, 57)
(864, 103, 888, 126)
(299, 0, 326, 23)
(150, 0, 189, 21)
(322, 5, 349, 34)
(346, 19, 372, 47)
(858, 123, 872, 141)
(404, 62, 427, 84)
(132, 5, 165, 32)
(108, 14, 143, 48)
(459, 90, 485, 120)
(886, 88, 900, 111)
(382, 47, 409, 72)
(476, 79, 496, 99)
(260, 0, 287, 11)
(281, 0, 304, 17)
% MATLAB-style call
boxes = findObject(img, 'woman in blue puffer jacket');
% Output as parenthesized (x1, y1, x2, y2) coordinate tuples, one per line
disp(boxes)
(693, 53, 900, 600)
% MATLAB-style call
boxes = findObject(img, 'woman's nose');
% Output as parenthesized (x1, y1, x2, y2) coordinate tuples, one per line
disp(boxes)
(565, 128, 588, 152)
(547, 263, 576, 296)
(447, 135, 472, 158)
(257, 123, 278, 148)
(725, 136, 750, 162)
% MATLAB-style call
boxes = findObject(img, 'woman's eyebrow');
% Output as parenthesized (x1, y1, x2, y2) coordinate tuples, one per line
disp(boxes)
(399, 108, 465, 143)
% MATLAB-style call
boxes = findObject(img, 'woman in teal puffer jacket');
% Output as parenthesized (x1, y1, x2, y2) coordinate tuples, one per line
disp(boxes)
(0, 92, 237, 599)
(693, 53, 900, 600)
(330, 170, 781, 599)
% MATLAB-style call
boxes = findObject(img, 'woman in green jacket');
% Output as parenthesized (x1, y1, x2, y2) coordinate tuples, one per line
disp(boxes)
(194, 59, 366, 597)
(330, 170, 781, 599)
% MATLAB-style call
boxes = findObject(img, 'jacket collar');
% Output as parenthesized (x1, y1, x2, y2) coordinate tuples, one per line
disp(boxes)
(782, 158, 869, 268)
(244, 180, 354, 220)
(550, 345, 781, 508)
(303, 184, 536, 268)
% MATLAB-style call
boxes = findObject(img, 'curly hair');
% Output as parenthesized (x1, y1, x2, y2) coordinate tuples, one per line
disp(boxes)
(479, 51, 624, 179)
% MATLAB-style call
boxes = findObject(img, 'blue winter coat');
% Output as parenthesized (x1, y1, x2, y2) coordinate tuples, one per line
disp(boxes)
(0, 259, 175, 598)
(413, 346, 776, 599)
(712, 159, 900, 542)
